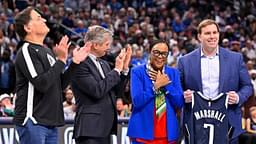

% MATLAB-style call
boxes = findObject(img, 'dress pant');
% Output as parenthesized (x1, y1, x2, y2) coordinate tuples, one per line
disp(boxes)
(75, 136, 110, 144)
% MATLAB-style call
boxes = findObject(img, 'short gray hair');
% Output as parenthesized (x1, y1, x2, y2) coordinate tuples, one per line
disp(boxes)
(84, 25, 113, 44)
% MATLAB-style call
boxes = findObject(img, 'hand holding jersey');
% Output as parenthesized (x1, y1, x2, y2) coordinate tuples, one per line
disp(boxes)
(184, 90, 239, 105)
(184, 89, 194, 103)
(226, 91, 239, 105)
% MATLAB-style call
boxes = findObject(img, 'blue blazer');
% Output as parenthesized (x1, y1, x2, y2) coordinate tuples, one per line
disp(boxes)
(127, 64, 184, 141)
(177, 47, 253, 139)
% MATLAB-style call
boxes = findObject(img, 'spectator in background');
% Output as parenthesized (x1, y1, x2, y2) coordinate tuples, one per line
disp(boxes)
(167, 44, 183, 66)
(35, 0, 49, 15)
(63, 88, 76, 119)
(131, 46, 146, 67)
(101, 14, 114, 32)
(172, 15, 186, 33)
(0, 0, 14, 17)
(223, 25, 236, 41)
(0, 28, 10, 56)
(245, 106, 256, 143)
(116, 97, 130, 118)
(72, 19, 87, 38)
(62, 10, 75, 35)
(222, 38, 230, 49)
(0, 13, 10, 34)
(246, 60, 255, 71)
(7, 23, 20, 50)
(0, 49, 15, 95)
(250, 69, 256, 97)
(15, 0, 31, 11)
(230, 40, 241, 52)
(242, 40, 256, 61)
(13, 7, 91, 144)
(127, 40, 184, 144)
(243, 69, 256, 126)
(78, 0, 90, 11)
(0, 93, 14, 116)
(64, 0, 77, 11)
(109, 0, 122, 13)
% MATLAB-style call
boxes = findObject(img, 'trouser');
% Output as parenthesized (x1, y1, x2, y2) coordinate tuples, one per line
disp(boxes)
(75, 136, 111, 144)
(16, 119, 58, 144)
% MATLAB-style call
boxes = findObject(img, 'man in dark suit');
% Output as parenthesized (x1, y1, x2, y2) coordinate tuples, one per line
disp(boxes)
(178, 19, 253, 144)
(71, 25, 131, 144)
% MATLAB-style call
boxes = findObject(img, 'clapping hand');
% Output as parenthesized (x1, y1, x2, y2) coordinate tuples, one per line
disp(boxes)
(54, 35, 70, 63)
(115, 49, 126, 72)
(72, 42, 92, 64)
(123, 44, 132, 71)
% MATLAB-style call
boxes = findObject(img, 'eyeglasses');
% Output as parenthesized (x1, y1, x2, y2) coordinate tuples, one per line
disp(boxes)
(151, 50, 168, 58)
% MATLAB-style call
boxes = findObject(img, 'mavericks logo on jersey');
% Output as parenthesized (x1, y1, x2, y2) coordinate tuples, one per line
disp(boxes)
(47, 53, 56, 67)
(194, 109, 226, 122)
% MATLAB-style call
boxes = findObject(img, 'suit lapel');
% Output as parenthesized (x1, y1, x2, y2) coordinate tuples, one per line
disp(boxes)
(219, 48, 228, 93)
(87, 58, 103, 80)
(98, 59, 116, 105)
(98, 59, 109, 76)
(193, 48, 203, 92)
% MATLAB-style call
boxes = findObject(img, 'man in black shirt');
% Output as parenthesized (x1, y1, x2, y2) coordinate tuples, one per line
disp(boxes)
(13, 7, 91, 144)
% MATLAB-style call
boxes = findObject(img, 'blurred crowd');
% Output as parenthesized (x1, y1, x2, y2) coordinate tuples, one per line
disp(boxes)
(0, 0, 256, 141)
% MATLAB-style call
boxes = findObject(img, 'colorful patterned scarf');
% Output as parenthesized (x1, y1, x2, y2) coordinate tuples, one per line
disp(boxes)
(155, 89, 166, 118)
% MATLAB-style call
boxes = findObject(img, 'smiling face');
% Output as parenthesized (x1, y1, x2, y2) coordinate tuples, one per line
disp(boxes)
(198, 23, 219, 52)
(149, 42, 169, 70)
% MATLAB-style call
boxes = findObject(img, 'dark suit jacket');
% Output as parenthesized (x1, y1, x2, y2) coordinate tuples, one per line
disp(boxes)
(178, 47, 253, 139)
(71, 57, 126, 139)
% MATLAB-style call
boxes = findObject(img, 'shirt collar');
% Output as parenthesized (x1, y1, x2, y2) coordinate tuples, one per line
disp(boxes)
(200, 46, 219, 58)
(88, 54, 98, 61)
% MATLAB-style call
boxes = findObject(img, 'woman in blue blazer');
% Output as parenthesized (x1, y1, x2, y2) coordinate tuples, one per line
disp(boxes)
(127, 40, 184, 144)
